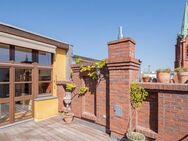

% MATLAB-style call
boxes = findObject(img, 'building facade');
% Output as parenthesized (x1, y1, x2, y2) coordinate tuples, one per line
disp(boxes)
(0, 23, 71, 126)
(175, 3, 188, 68)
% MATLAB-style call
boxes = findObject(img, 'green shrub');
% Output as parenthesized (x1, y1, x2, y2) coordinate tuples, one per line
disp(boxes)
(129, 82, 149, 109)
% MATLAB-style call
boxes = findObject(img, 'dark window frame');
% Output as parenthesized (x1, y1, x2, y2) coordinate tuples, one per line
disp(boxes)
(0, 43, 10, 62)
(38, 68, 52, 96)
(15, 46, 33, 64)
(38, 51, 53, 66)
(0, 67, 10, 99)
(14, 68, 32, 97)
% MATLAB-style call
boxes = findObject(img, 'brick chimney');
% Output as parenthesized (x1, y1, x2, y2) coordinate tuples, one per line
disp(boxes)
(108, 37, 136, 63)
(107, 33, 141, 138)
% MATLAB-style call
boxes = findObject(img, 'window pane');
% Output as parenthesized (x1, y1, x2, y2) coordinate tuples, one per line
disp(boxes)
(0, 84, 9, 98)
(39, 70, 51, 81)
(0, 103, 9, 125)
(0, 68, 9, 82)
(38, 51, 52, 65)
(15, 69, 32, 82)
(0, 44, 9, 61)
(39, 83, 51, 94)
(15, 84, 32, 97)
(15, 47, 32, 63)
(15, 100, 32, 121)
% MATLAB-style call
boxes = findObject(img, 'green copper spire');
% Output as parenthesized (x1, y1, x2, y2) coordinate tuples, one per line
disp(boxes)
(181, 2, 188, 38)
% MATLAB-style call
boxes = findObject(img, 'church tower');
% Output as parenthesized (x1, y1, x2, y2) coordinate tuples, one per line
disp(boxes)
(175, 2, 188, 68)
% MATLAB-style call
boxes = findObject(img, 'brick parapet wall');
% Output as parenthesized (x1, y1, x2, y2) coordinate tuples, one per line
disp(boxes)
(138, 82, 188, 141)
(139, 82, 188, 92)
(70, 64, 109, 127)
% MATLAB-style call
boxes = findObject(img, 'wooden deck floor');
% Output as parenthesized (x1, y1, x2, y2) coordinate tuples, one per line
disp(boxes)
(0, 117, 113, 141)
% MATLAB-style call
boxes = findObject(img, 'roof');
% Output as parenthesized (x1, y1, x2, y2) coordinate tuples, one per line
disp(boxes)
(0, 22, 71, 50)
(181, 2, 188, 38)
(72, 55, 100, 63)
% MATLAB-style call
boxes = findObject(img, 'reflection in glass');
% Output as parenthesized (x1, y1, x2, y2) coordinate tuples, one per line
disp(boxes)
(15, 84, 32, 97)
(0, 84, 9, 98)
(39, 83, 51, 94)
(0, 103, 9, 125)
(15, 69, 32, 82)
(0, 68, 9, 82)
(0, 44, 9, 61)
(39, 70, 51, 81)
(15, 47, 32, 63)
(15, 100, 32, 121)
(38, 51, 52, 65)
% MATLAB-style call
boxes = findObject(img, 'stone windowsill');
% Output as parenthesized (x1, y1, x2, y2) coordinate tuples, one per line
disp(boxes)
(34, 95, 57, 101)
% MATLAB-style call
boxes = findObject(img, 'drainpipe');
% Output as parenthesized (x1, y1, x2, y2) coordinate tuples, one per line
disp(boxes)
(66, 45, 73, 81)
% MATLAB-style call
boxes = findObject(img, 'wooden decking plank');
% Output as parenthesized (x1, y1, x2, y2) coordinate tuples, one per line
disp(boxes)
(0, 117, 112, 141)
(72, 123, 111, 140)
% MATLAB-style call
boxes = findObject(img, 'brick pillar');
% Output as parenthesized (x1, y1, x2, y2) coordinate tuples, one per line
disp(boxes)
(107, 37, 141, 138)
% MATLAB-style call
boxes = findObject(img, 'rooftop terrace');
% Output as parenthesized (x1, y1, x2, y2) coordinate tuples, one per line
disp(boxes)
(0, 117, 113, 141)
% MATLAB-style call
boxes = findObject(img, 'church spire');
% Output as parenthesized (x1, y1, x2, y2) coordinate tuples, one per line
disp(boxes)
(181, 2, 188, 38)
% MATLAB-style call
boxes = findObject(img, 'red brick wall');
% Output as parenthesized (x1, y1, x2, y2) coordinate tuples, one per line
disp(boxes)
(56, 36, 188, 141)
(137, 92, 158, 133)
(158, 92, 188, 141)
(67, 65, 109, 125)
(139, 83, 188, 141)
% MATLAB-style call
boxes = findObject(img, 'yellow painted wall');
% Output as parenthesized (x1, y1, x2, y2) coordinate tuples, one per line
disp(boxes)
(53, 48, 67, 96)
(34, 98, 58, 121)
(34, 48, 67, 121)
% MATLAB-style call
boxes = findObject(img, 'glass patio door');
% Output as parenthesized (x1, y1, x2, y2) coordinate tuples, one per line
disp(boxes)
(0, 67, 10, 126)
(0, 67, 33, 126)
(14, 68, 33, 122)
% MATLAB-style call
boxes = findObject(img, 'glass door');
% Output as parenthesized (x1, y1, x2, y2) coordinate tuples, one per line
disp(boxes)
(14, 68, 33, 121)
(0, 68, 10, 126)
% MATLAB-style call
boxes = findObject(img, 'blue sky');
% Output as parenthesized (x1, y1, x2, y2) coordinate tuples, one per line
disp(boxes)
(0, 0, 185, 71)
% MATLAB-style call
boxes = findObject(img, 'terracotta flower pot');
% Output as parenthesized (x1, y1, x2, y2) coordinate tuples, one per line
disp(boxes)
(63, 113, 74, 123)
(142, 76, 151, 82)
(177, 72, 188, 83)
(157, 72, 170, 83)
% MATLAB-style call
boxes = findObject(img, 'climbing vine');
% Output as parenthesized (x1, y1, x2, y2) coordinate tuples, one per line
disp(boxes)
(65, 59, 107, 98)
(65, 83, 76, 92)
(78, 86, 89, 96)
(79, 59, 107, 80)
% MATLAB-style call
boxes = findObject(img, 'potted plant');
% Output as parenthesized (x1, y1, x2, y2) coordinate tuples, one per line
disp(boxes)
(62, 109, 74, 123)
(63, 82, 76, 123)
(156, 68, 171, 83)
(142, 76, 151, 82)
(175, 67, 188, 83)
(126, 82, 149, 141)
